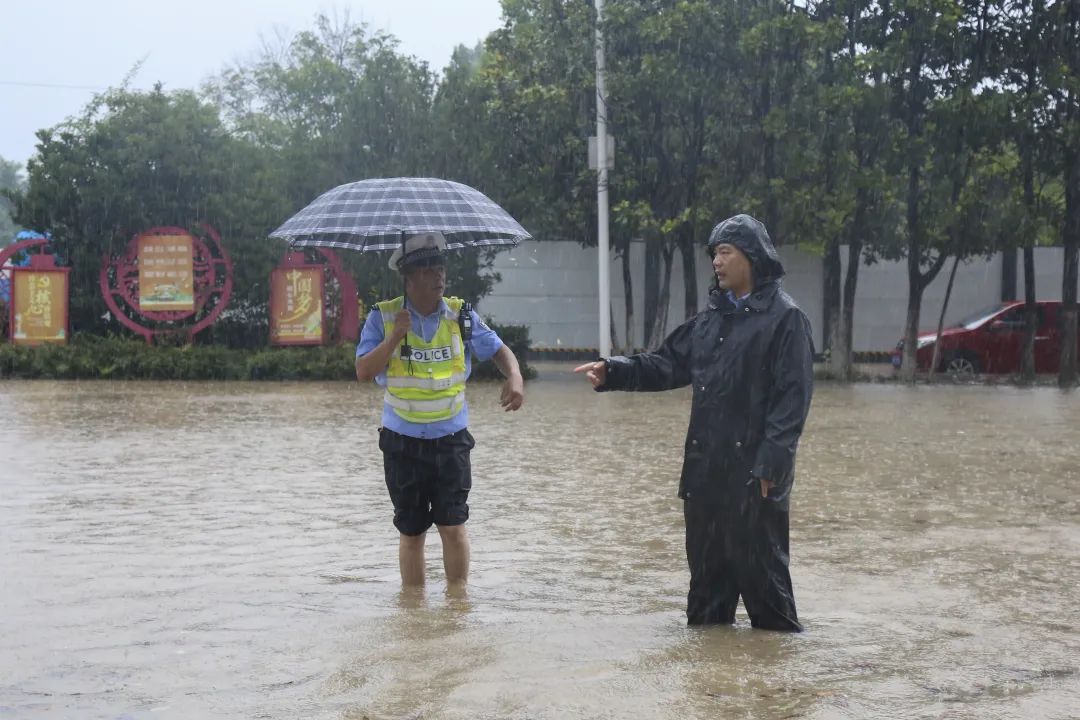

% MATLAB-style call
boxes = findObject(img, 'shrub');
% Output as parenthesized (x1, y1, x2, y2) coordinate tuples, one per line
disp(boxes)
(0, 322, 533, 381)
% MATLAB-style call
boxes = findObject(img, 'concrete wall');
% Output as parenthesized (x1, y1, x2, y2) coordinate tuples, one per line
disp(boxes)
(479, 240, 1072, 353)
(1018, 247, 1067, 302)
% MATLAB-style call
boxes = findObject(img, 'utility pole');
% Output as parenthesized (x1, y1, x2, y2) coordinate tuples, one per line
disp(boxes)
(595, 0, 611, 357)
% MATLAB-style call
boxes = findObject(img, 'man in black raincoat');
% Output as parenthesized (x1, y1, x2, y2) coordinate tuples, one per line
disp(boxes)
(575, 214, 814, 631)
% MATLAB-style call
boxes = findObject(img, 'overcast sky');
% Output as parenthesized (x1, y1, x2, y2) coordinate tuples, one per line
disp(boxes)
(1, 0, 504, 170)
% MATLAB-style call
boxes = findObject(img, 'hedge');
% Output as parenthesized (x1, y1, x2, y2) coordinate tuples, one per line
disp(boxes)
(0, 322, 533, 381)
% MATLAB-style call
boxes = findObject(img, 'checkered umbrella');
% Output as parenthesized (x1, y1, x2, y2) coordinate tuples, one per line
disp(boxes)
(268, 177, 531, 252)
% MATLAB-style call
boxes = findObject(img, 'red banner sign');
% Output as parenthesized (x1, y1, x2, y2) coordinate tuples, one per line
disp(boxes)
(270, 267, 324, 345)
(139, 233, 194, 311)
(11, 269, 69, 345)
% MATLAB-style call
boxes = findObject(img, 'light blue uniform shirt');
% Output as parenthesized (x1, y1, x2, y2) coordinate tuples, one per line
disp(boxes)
(727, 290, 751, 310)
(356, 298, 504, 439)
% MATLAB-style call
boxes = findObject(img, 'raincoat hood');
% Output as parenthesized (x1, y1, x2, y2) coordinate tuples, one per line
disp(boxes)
(707, 214, 785, 283)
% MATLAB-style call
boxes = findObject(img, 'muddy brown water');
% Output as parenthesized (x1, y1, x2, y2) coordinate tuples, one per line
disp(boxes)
(1, 367, 1078, 719)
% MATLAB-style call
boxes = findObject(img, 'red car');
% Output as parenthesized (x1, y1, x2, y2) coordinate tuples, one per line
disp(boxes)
(891, 301, 1078, 375)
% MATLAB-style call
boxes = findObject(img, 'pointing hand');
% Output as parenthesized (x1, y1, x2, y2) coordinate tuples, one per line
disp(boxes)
(573, 360, 607, 388)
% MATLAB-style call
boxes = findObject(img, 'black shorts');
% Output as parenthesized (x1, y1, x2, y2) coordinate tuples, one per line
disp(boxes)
(378, 427, 475, 536)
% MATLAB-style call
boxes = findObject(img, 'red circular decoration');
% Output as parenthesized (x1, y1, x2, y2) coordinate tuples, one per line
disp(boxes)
(99, 224, 233, 343)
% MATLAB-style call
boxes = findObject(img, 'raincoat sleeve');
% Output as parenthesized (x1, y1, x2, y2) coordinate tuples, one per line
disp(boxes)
(598, 318, 695, 392)
(752, 309, 814, 486)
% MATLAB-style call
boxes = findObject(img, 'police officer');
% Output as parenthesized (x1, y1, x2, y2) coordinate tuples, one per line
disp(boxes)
(356, 232, 525, 587)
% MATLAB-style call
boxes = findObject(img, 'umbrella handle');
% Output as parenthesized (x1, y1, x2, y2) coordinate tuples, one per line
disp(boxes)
(399, 230, 411, 360)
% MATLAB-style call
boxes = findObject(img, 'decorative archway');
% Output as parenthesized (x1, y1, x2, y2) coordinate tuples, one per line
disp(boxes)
(2, 237, 69, 345)
(99, 224, 233, 344)
(0, 237, 49, 277)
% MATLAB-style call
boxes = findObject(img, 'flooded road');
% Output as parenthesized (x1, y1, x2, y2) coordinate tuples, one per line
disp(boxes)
(1, 367, 1078, 719)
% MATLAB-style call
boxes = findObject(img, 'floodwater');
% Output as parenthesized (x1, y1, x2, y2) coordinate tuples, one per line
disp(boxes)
(1, 367, 1078, 720)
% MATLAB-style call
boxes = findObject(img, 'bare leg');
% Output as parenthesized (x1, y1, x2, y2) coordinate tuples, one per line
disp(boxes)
(399, 532, 427, 586)
(436, 524, 470, 585)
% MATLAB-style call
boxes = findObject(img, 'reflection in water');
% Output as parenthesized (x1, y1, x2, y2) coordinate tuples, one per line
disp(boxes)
(0, 373, 1078, 719)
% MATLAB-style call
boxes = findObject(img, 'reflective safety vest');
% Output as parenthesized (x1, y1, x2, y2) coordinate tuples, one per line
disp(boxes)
(377, 296, 468, 423)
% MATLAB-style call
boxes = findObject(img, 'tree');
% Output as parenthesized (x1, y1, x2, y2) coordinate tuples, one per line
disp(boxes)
(929, 147, 1023, 375)
(0, 155, 25, 242)
(604, 1, 817, 346)
(605, 0, 743, 345)
(464, 1, 820, 349)
(1046, 0, 1080, 385)
(15, 86, 291, 337)
(438, 2, 602, 334)
(811, 0, 897, 379)
(209, 13, 504, 310)
(470, 3, 595, 240)
(1000, 0, 1058, 383)
(208, 13, 438, 206)
(883, 0, 1005, 382)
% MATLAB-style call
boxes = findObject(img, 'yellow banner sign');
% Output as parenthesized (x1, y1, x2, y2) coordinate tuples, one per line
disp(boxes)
(12, 270, 68, 345)
(270, 268, 324, 345)
(139, 233, 194, 311)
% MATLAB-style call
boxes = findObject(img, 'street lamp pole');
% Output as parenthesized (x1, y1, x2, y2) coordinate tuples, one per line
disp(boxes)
(595, 0, 611, 358)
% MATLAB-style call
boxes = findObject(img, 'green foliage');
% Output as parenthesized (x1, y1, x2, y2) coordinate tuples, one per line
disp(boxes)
(208, 14, 438, 203)
(0, 155, 24, 242)
(207, 13, 503, 311)
(15, 86, 291, 339)
(460, 2, 596, 243)
(8, 4, 1078, 373)
(0, 334, 329, 380)
(471, 320, 535, 380)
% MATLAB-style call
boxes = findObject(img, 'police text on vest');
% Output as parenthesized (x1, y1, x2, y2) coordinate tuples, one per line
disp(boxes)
(409, 346, 453, 363)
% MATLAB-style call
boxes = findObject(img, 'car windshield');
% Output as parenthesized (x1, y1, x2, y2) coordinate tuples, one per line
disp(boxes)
(953, 303, 1008, 330)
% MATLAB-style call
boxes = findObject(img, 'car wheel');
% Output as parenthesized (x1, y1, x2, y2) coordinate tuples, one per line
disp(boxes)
(943, 351, 980, 378)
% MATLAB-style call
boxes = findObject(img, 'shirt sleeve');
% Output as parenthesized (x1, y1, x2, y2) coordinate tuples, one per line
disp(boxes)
(356, 309, 385, 358)
(467, 310, 503, 362)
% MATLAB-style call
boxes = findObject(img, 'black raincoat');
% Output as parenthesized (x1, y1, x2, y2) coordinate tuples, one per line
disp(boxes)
(599, 214, 814, 631)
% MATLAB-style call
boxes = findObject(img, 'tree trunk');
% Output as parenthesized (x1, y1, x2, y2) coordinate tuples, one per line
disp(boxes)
(610, 301, 620, 353)
(819, 23, 840, 376)
(1061, 146, 1079, 387)
(621, 249, 635, 353)
(900, 114, 948, 383)
(647, 245, 675, 349)
(644, 235, 660, 347)
(759, 58, 778, 234)
(824, 236, 842, 377)
(899, 8, 934, 385)
(839, 237, 863, 380)
(930, 255, 960, 376)
(1058, 0, 1079, 386)
(1021, 245, 1038, 382)
(679, 230, 698, 322)
(901, 273, 923, 384)
(901, 160, 923, 383)
(1001, 247, 1018, 301)
(1020, 104, 1038, 384)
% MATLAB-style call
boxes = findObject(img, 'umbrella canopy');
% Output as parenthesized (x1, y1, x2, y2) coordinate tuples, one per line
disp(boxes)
(268, 177, 530, 252)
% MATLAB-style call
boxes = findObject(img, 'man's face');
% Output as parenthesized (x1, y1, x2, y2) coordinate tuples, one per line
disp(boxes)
(711, 243, 752, 293)
(404, 262, 447, 303)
